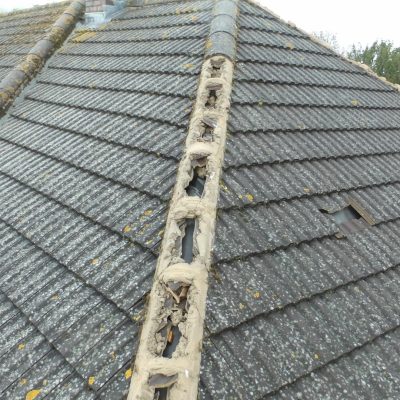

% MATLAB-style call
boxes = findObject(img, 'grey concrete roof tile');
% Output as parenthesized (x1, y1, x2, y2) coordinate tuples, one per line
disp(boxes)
(203, 1, 400, 398)
(75, 318, 138, 391)
(105, 11, 211, 30)
(229, 104, 400, 132)
(0, 119, 178, 199)
(61, 37, 205, 57)
(0, 331, 50, 392)
(47, 54, 203, 75)
(0, 1, 68, 79)
(237, 43, 360, 71)
(269, 326, 400, 400)
(2, 348, 75, 400)
(46, 373, 96, 399)
(77, 24, 209, 42)
(204, 267, 400, 398)
(239, 29, 332, 54)
(119, 0, 213, 19)
(235, 61, 394, 90)
(39, 68, 198, 98)
(0, 174, 153, 311)
(2, 0, 400, 398)
(208, 219, 400, 333)
(238, 0, 274, 16)
(97, 363, 132, 400)
(232, 81, 400, 108)
(214, 199, 338, 261)
(0, 223, 140, 397)
(0, 1, 211, 397)
(27, 82, 192, 127)
(220, 154, 400, 208)
(224, 128, 400, 167)
(239, 14, 300, 35)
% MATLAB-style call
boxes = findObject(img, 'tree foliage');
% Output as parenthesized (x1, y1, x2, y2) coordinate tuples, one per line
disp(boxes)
(347, 41, 400, 84)
(313, 31, 341, 54)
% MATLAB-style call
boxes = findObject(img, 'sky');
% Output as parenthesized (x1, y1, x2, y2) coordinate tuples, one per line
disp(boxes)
(260, 0, 400, 52)
(1, 0, 399, 52)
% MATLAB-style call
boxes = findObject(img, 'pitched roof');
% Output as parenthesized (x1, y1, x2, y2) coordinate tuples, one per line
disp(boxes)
(1, 0, 400, 399)
(0, 1, 84, 114)
(0, 2, 68, 80)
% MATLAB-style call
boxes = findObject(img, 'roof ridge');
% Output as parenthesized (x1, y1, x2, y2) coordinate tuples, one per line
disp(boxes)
(244, 0, 400, 93)
(0, 0, 85, 116)
(127, 0, 239, 398)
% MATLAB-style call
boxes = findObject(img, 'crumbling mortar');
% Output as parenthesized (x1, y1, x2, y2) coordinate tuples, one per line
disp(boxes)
(128, 56, 235, 400)
(127, 1, 238, 396)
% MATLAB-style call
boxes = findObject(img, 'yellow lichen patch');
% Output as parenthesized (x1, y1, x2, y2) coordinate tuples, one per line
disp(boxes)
(138, 224, 149, 235)
(303, 187, 311, 193)
(253, 291, 261, 299)
(51, 294, 60, 301)
(132, 313, 142, 322)
(351, 99, 360, 106)
(245, 193, 254, 202)
(258, 100, 264, 106)
(125, 368, 133, 380)
(314, 353, 320, 360)
(239, 303, 245, 310)
(143, 209, 153, 216)
(205, 39, 213, 49)
(88, 376, 95, 386)
(18, 343, 26, 350)
(123, 225, 132, 233)
(110, 351, 116, 360)
(73, 31, 97, 43)
(285, 41, 295, 50)
(219, 181, 229, 193)
(26, 389, 41, 400)
(90, 258, 99, 266)
(191, 15, 198, 22)
(183, 63, 194, 69)
(20, 378, 27, 386)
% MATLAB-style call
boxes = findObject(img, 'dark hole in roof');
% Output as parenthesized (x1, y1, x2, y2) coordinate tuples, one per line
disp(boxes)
(320, 203, 373, 237)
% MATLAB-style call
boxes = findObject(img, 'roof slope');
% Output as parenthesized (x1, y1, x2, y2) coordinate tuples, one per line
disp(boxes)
(200, 1, 400, 398)
(0, 2, 69, 82)
(1, 0, 400, 399)
(0, 1, 211, 398)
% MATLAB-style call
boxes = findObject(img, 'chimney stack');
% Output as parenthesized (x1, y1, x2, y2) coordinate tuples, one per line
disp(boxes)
(85, 0, 115, 13)
(85, 0, 125, 25)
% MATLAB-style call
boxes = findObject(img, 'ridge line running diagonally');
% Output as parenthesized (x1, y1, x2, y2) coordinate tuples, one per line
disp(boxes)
(128, 0, 239, 398)
(0, 0, 85, 116)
